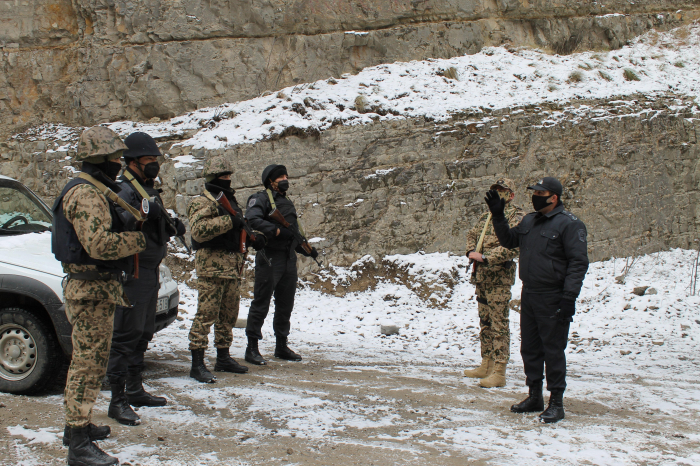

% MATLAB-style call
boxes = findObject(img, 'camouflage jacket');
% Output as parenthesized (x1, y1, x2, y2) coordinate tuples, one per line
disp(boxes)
(62, 183, 147, 305)
(188, 192, 244, 279)
(465, 205, 524, 287)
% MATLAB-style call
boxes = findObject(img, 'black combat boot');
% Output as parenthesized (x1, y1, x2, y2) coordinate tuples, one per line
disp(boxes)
(214, 347, 249, 373)
(108, 378, 141, 426)
(67, 424, 119, 466)
(125, 372, 167, 407)
(244, 338, 267, 365)
(190, 349, 216, 383)
(63, 423, 111, 446)
(510, 382, 545, 413)
(539, 389, 565, 423)
(274, 336, 302, 361)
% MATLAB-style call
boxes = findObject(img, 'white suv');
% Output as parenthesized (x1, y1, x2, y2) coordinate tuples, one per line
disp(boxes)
(0, 175, 179, 394)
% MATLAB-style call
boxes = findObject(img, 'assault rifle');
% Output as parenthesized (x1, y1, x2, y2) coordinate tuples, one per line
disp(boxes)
(152, 196, 191, 254)
(268, 209, 322, 267)
(134, 198, 150, 279)
(215, 192, 271, 267)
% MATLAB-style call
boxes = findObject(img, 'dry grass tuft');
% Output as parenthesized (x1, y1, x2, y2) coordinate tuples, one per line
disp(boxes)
(354, 95, 369, 113)
(439, 67, 459, 80)
(567, 70, 585, 83)
(623, 68, 641, 81)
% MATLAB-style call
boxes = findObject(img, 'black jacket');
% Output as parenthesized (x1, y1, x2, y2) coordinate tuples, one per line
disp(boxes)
(245, 189, 300, 252)
(116, 168, 167, 269)
(492, 203, 589, 299)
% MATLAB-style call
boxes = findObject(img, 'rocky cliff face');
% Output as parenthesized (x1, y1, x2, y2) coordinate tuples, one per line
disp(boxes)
(2, 1, 699, 287)
(2, 1, 698, 137)
(4, 95, 698, 279)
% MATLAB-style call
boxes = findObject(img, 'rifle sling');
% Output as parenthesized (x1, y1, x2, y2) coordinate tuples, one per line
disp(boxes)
(203, 190, 218, 205)
(78, 172, 146, 221)
(475, 213, 492, 254)
(266, 188, 306, 236)
(123, 170, 153, 201)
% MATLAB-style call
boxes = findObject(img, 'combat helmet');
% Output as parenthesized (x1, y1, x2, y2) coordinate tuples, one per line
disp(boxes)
(202, 155, 233, 182)
(123, 132, 161, 159)
(76, 126, 127, 163)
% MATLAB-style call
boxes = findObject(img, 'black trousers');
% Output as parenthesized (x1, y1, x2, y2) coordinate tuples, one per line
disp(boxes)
(106, 267, 159, 380)
(246, 249, 297, 341)
(520, 289, 571, 391)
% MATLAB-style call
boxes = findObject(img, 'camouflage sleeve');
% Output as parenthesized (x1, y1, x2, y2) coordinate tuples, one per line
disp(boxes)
(188, 196, 233, 243)
(63, 184, 146, 260)
(483, 208, 524, 264)
(464, 212, 487, 254)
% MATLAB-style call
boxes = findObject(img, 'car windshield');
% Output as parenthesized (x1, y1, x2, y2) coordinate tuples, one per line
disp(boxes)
(0, 183, 52, 234)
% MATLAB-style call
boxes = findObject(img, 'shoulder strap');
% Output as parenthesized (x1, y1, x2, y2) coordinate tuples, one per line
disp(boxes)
(123, 170, 152, 201)
(203, 190, 218, 204)
(77, 172, 146, 221)
(266, 189, 277, 211)
(475, 213, 492, 254)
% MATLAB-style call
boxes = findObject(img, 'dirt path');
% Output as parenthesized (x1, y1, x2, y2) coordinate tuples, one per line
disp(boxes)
(2, 347, 699, 466)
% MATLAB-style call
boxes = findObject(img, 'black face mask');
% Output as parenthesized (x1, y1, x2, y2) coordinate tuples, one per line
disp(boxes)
(276, 180, 289, 192)
(97, 160, 122, 181)
(210, 178, 232, 191)
(141, 161, 160, 179)
(532, 194, 553, 212)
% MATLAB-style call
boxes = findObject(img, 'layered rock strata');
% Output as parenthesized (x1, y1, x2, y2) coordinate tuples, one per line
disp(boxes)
(2, 0, 699, 136)
(4, 95, 698, 279)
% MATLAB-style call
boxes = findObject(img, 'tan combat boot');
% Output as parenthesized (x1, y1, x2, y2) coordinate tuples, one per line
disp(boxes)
(479, 362, 507, 388)
(463, 358, 494, 378)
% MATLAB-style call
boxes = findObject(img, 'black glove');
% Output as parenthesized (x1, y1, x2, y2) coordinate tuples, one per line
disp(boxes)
(174, 218, 187, 236)
(123, 214, 138, 232)
(557, 298, 576, 322)
(484, 189, 505, 216)
(309, 247, 319, 259)
(251, 234, 267, 250)
(146, 200, 162, 220)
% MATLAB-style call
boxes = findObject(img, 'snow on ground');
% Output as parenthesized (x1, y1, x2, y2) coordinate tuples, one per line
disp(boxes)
(160, 248, 700, 367)
(4, 249, 700, 464)
(6, 426, 60, 444)
(138, 248, 700, 464)
(12, 25, 700, 151)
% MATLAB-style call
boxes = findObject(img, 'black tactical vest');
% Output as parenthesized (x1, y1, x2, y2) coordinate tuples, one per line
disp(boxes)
(51, 178, 132, 273)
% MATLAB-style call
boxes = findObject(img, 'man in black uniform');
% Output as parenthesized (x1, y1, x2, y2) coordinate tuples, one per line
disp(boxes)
(244, 164, 318, 365)
(485, 177, 588, 423)
(106, 132, 186, 426)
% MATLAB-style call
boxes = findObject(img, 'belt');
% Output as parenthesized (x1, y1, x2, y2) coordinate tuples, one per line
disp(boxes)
(66, 271, 128, 283)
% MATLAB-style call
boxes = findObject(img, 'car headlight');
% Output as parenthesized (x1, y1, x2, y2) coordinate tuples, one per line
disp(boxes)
(159, 264, 173, 284)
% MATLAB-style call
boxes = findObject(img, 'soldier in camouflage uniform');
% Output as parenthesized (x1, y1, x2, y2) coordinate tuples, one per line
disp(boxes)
(463, 178, 524, 388)
(52, 126, 151, 466)
(187, 156, 266, 383)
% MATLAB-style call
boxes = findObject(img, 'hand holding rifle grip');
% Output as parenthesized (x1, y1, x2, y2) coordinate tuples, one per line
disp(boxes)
(268, 209, 322, 266)
(215, 193, 271, 266)
(152, 196, 191, 254)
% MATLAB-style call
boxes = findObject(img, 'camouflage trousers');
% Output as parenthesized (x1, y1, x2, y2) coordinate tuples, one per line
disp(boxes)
(188, 276, 241, 351)
(476, 285, 511, 364)
(64, 299, 116, 427)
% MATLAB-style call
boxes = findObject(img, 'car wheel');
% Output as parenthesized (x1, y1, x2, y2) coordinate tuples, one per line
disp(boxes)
(0, 307, 63, 394)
